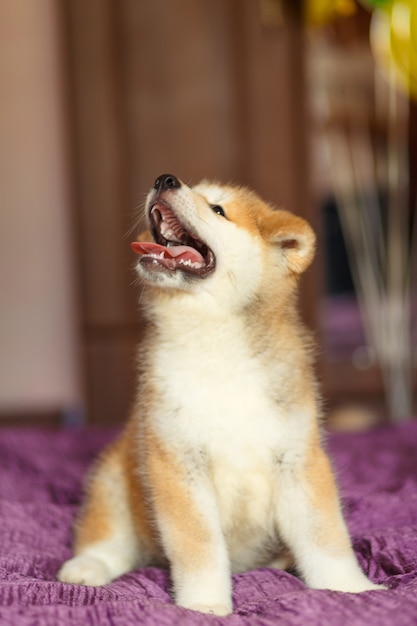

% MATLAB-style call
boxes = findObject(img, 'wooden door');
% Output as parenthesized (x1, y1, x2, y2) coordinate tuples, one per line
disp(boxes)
(62, 0, 313, 424)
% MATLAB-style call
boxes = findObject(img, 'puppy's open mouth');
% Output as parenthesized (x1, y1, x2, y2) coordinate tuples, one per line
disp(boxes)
(131, 201, 215, 277)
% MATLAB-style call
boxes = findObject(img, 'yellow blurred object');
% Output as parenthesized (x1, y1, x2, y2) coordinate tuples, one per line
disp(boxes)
(412, 2, 417, 54)
(370, 1, 417, 100)
(304, 0, 356, 26)
(357, 0, 392, 10)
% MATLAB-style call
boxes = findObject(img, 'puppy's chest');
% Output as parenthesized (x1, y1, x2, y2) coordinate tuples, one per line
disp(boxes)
(148, 321, 300, 474)
(150, 322, 284, 440)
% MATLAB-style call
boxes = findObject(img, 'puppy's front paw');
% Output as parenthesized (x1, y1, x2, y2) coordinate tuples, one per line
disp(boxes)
(57, 555, 112, 586)
(325, 576, 386, 594)
(344, 580, 387, 593)
(186, 603, 232, 616)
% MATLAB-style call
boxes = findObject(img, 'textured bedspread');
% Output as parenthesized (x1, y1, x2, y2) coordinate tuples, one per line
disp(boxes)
(0, 421, 417, 625)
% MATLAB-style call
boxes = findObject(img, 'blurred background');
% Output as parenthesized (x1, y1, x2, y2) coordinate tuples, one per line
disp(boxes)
(0, 0, 416, 428)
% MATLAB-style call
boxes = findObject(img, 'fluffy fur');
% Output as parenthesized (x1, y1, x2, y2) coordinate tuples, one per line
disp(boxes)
(58, 176, 383, 615)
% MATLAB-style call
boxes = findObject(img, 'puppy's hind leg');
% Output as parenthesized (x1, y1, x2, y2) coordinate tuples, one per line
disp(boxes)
(58, 439, 150, 586)
(274, 432, 385, 593)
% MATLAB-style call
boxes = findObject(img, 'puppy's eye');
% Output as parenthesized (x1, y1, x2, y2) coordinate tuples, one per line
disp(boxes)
(211, 205, 226, 218)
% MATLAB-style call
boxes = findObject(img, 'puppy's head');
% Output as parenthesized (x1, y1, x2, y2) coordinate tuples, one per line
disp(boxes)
(132, 174, 315, 305)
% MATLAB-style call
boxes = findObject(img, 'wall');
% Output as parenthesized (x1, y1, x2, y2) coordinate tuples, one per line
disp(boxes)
(0, 1, 82, 418)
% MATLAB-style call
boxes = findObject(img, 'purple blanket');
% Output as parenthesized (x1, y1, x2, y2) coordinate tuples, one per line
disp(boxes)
(0, 422, 417, 625)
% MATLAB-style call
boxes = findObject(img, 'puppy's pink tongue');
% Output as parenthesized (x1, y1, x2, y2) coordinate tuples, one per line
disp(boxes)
(131, 241, 204, 265)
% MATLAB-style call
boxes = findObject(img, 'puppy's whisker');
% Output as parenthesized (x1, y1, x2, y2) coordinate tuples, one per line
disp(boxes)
(125, 212, 147, 240)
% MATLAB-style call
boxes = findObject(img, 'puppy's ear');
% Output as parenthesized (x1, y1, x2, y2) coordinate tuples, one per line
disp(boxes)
(258, 210, 316, 274)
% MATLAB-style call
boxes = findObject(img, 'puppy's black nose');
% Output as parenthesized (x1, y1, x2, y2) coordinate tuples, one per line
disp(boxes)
(154, 174, 181, 193)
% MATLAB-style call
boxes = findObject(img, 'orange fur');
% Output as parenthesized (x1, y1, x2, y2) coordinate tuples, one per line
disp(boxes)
(74, 464, 113, 552)
(303, 429, 352, 554)
(145, 427, 212, 570)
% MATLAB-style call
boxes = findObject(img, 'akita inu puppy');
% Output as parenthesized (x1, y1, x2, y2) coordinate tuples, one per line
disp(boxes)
(58, 174, 383, 615)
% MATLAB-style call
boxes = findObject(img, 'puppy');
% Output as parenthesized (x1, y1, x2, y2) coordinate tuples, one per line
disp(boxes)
(58, 174, 383, 615)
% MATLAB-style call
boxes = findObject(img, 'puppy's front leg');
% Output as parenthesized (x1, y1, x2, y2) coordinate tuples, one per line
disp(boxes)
(146, 430, 232, 615)
(275, 431, 383, 593)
